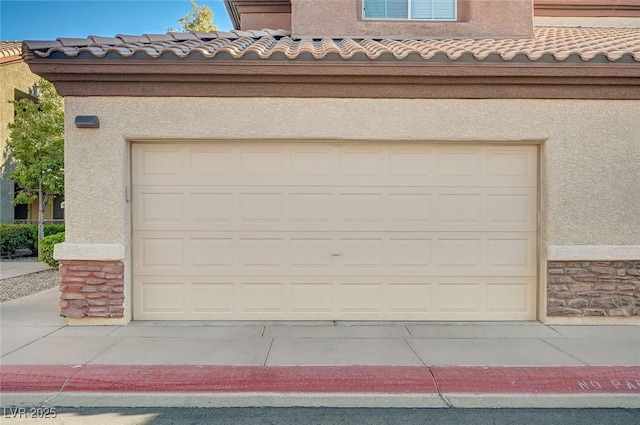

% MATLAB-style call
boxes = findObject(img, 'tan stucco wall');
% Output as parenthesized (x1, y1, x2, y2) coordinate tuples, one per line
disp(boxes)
(292, 0, 534, 39)
(241, 12, 292, 31)
(62, 97, 640, 323)
(0, 60, 40, 223)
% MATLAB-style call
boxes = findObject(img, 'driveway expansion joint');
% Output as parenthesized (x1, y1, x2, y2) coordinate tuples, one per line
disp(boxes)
(0, 326, 65, 359)
(262, 338, 274, 366)
(539, 338, 589, 366)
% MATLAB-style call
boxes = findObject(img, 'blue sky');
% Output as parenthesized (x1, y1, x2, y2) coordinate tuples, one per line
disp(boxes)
(0, 0, 233, 41)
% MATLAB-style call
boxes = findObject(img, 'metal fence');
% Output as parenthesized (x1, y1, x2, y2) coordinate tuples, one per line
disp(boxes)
(13, 220, 65, 225)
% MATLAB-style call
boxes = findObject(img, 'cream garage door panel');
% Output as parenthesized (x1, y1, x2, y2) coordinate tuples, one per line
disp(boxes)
(133, 275, 537, 320)
(132, 143, 537, 320)
(134, 231, 535, 277)
(132, 144, 536, 187)
(133, 186, 536, 233)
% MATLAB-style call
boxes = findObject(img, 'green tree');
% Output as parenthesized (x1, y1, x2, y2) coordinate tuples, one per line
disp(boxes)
(7, 79, 64, 244)
(170, 1, 218, 32)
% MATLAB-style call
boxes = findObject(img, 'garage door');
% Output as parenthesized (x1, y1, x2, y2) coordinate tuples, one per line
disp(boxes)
(132, 143, 537, 320)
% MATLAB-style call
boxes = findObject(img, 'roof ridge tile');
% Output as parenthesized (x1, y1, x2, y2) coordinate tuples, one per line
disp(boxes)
(141, 34, 174, 42)
(167, 32, 199, 41)
(57, 37, 92, 47)
(88, 36, 122, 45)
(204, 31, 238, 39)
(115, 34, 148, 43)
(232, 30, 257, 38)
(247, 30, 270, 38)
(263, 29, 291, 37)
(22, 40, 62, 50)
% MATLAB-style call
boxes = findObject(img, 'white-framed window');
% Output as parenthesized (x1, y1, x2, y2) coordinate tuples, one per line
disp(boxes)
(363, 0, 456, 21)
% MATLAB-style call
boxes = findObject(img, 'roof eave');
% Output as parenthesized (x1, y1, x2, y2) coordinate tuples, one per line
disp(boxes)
(26, 59, 640, 100)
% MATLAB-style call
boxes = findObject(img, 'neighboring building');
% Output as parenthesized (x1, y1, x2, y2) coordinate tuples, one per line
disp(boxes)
(23, 0, 639, 325)
(0, 42, 38, 224)
(0, 42, 64, 225)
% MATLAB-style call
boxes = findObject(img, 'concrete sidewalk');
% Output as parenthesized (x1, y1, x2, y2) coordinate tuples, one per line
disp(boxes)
(0, 260, 50, 280)
(1, 288, 639, 408)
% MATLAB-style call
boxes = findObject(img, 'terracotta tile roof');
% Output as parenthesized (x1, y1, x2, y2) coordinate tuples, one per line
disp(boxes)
(24, 27, 640, 64)
(0, 41, 23, 63)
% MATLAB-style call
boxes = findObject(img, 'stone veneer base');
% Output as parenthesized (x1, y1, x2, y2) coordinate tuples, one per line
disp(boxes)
(59, 260, 125, 319)
(547, 261, 640, 317)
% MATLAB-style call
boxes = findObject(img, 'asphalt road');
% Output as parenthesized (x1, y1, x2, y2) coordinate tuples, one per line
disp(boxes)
(1, 407, 638, 425)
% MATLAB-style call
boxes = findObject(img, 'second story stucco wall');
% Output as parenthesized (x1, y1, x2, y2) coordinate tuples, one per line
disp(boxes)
(291, 0, 534, 38)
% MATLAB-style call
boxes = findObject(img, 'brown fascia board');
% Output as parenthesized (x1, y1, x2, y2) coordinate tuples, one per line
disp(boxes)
(224, 0, 242, 29)
(535, 0, 640, 17)
(26, 60, 640, 100)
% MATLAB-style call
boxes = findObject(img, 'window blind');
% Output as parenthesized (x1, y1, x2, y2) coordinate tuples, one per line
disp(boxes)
(364, 0, 456, 20)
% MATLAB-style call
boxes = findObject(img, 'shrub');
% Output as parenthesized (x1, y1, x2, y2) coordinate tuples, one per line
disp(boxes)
(0, 224, 36, 258)
(31, 224, 66, 246)
(0, 223, 65, 257)
(45, 224, 65, 237)
(39, 231, 65, 268)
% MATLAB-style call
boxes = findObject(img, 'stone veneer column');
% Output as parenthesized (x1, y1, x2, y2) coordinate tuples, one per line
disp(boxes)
(59, 260, 124, 318)
(54, 242, 128, 324)
(547, 246, 640, 319)
(547, 261, 640, 317)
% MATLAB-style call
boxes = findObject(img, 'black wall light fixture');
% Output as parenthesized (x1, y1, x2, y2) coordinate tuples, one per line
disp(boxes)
(75, 115, 100, 128)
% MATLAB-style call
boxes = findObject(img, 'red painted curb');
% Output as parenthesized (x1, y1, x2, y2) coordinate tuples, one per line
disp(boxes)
(1, 365, 639, 394)
(0, 365, 81, 392)
(431, 366, 640, 394)
(1, 365, 436, 394)
(65, 365, 436, 393)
